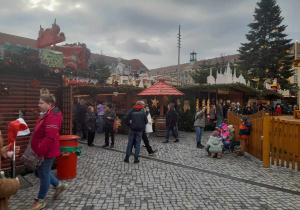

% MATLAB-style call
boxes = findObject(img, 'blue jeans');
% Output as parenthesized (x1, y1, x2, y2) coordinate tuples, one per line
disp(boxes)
(166, 126, 178, 140)
(223, 142, 230, 152)
(216, 115, 223, 128)
(125, 130, 142, 161)
(34, 158, 59, 200)
(195, 127, 204, 143)
(97, 115, 104, 133)
(210, 119, 216, 128)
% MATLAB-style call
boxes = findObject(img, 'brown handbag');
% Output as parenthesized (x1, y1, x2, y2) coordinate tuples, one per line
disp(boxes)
(21, 138, 44, 171)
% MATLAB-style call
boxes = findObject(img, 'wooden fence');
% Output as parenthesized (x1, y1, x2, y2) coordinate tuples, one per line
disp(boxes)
(263, 115, 300, 170)
(227, 110, 264, 160)
(228, 109, 300, 170)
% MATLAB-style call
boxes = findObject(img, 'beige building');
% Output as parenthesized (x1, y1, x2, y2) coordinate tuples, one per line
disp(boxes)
(290, 41, 300, 106)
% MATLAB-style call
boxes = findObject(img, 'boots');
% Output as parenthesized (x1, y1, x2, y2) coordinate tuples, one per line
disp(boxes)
(197, 142, 204, 148)
(211, 153, 216, 158)
(217, 153, 221, 159)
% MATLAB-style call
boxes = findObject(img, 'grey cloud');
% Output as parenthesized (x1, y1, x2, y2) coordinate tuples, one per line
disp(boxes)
(121, 39, 161, 55)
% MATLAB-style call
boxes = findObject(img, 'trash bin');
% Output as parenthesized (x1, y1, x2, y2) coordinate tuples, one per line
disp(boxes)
(57, 135, 81, 180)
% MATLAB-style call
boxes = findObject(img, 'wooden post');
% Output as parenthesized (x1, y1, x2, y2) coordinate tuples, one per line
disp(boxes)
(159, 96, 164, 116)
(263, 113, 271, 167)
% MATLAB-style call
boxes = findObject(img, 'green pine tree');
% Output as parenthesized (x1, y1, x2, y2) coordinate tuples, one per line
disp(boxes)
(238, 0, 294, 90)
(89, 55, 111, 84)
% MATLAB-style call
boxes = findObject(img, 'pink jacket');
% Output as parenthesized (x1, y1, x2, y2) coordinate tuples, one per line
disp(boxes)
(31, 107, 63, 158)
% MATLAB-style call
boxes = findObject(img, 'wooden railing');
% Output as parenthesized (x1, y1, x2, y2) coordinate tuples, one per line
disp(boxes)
(227, 110, 264, 160)
(263, 115, 300, 170)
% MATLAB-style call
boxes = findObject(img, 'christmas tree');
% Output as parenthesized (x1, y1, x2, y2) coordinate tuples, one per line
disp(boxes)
(238, 0, 294, 90)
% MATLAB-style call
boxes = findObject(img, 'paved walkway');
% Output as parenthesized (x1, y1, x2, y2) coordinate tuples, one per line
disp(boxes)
(9, 131, 300, 210)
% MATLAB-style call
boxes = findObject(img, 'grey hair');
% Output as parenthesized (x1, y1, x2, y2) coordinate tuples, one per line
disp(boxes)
(136, 100, 144, 106)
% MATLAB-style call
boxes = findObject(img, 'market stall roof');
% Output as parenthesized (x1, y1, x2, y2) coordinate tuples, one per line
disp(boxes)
(138, 79, 184, 96)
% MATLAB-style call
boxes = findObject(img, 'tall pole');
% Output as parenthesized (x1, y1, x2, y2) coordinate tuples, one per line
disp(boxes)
(177, 25, 181, 86)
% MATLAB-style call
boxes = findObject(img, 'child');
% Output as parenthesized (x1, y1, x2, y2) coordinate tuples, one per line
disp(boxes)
(219, 123, 230, 154)
(85, 106, 97, 147)
(237, 116, 252, 156)
(228, 125, 235, 152)
(206, 130, 223, 159)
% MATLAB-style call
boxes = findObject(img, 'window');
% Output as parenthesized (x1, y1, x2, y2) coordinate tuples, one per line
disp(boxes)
(294, 69, 298, 74)
(294, 75, 298, 82)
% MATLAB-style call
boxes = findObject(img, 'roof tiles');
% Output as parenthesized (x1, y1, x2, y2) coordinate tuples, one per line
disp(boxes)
(138, 79, 184, 96)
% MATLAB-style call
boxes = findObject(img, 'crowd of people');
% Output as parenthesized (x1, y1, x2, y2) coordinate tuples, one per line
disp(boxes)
(0, 95, 299, 209)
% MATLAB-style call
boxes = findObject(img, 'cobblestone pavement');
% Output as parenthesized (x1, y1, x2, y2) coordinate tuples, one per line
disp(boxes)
(9, 131, 300, 210)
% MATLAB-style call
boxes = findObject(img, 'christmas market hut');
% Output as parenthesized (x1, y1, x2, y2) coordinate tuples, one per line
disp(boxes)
(70, 84, 144, 133)
(138, 78, 185, 136)
(0, 44, 73, 172)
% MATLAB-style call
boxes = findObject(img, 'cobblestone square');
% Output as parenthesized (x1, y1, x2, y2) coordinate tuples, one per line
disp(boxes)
(9, 131, 300, 210)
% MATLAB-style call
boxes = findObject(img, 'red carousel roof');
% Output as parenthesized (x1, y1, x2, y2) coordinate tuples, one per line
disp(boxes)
(138, 79, 185, 96)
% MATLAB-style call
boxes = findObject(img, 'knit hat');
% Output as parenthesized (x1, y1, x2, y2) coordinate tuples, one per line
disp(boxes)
(212, 130, 219, 137)
(242, 115, 248, 122)
(228, 125, 233, 130)
(8, 118, 30, 150)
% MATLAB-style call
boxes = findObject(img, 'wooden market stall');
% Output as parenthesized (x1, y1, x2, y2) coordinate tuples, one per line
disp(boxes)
(138, 79, 185, 136)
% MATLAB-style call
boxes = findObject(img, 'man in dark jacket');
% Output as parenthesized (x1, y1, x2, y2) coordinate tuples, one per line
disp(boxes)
(74, 99, 88, 140)
(223, 100, 231, 122)
(123, 101, 148, 163)
(216, 99, 223, 128)
(102, 104, 116, 148)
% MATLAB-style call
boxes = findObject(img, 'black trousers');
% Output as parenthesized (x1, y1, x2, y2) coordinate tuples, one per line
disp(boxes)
(105, 126, 114, 145)
(132, 130, 153, 154)
(88, 131, 95, 146)
(73, 122, 87, 139)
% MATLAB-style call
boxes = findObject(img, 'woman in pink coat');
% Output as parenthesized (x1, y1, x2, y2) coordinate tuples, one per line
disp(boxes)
(29, 94, 67, 210)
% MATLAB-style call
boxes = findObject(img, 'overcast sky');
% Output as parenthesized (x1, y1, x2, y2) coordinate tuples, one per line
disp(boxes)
(0, 0, 299, 69)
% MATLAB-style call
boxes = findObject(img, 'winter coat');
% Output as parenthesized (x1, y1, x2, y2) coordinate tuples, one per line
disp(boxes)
(124, 105, 148, 132)
(229, 129, 235, 142)
(97, 104, 106, 116)
(223, 104, 231, 119)
(216, 104, 223, 117)
(85, 112, 97, 132)
(238, 121, 252, 140)
(103, 110, 116, 128)
(145, 113, 153, 133)
(219, 123, 229, 144)
(74, 104, 88, 122)
(166, 109, 177, 127)
(0, 136, 20, 210)
(206, 136, 223, 153)
(243, 106, 253, 115)
(194, 111, 205, 127)
(209, 107, 216, 120)
(31, 107, 63, 158)
(275, 107, 282, 115)
(233, 107, 243, 115)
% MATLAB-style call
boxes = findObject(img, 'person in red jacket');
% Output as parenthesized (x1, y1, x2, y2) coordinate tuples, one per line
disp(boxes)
(29, 94, 67, 210)
(275, 104, 282, 116)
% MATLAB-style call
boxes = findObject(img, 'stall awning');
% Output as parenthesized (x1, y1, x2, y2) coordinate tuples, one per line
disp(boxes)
(138, 79, 184, 96)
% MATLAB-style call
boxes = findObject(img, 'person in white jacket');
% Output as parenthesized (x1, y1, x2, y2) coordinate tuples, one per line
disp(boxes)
(145, 105, 153, 137)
